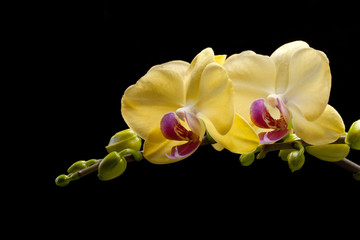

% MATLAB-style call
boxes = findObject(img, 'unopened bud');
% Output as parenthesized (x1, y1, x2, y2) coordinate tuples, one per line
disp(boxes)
(287, 150, 305, 173)
(353, 171, 360, 181)
(67, 160, 87, 173)
(55, 174, 70, 187)
(239, 152, 255, 166)
(278, 149, 292, 161)
(55, 173, 79, 187)
(306, 144, 350, 162)
(98, 151, 127, 181)
(106, 129, 142, 153)
(345, 120, 360, 150)
(67, 159, 98, 173)
(278, 135, 300, 161)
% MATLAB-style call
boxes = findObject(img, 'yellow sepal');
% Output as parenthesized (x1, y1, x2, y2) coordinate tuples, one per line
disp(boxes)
(203, 113, 259, 154)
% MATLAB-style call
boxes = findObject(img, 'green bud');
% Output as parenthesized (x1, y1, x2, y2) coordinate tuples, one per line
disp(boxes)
(67, 160, 87, 173)
(279, 149, 293, 161)
(85, 159, 98, 166)
(345, 120, 360, 150)
(67, 159, 98, 173)
(282, 133, 299, 142)
(67, 172, 80, 181)
(287, 150, 305, 173)
(55, 172, 80, 187)
(119, 148, 143, 162)
(293, 141, 305, 153)
(306, 144, 350, 162)
(353, 171, 360, 181)
(278, 135, 302, 162)
(106, 129, 142, 153)
(55, 174, 70, 187)
(98, 151, 127, 181)
(239, 152, 255, 166)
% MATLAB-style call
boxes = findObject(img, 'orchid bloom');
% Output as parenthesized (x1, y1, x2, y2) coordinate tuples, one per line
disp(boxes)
(121, 48, 259, 164)
(223, 41, 345, 145)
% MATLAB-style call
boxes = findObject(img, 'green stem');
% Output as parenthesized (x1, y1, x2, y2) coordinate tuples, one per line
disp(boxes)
(334, 158, 360, 174)
(258, 136, 346, 157)
(76, 159, 101, 178)
(58, 136, 359, 183)
(256, 136, 360, 174)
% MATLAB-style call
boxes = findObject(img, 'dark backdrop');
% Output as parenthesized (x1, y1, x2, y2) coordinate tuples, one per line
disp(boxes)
(42, 1, 359, 236)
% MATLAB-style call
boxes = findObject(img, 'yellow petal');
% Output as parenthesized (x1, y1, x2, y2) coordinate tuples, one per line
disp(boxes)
(143, 127, 187, 164)
(284, 47, 331, 121)
(211, 143, 225, 151)
(224, 53, 277, 123)
(185, 48, 215, 103)
(148, 60, 189, 75)
(291, 105, 345, 145)
(306, 144, 350, 162)
(195, 62, 233, 135)
(270, 40, 310, 93)
(121, 67, 186, 139)
(214, 55, 227, 65)
(203, 113, 260, 154)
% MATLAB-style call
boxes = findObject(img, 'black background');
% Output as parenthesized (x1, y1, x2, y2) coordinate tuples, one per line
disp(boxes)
(39, 1, 359, 236)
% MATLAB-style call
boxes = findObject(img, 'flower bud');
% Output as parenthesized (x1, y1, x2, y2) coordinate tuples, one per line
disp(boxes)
(287, 150, 305, 173)
(353, 171, 360, 181)
(55, 174, 70, 187)
(106, 129, 142, 153)
(67, 159, 98, 174)
(278, 134, 300, 161)
(119, 148, 143, 162)
(98, 151, 127, 181)
(278, 149, 292, 161)
(306, 144, 350, 162)
(282, 133, 300, 142)
(239, 152, 255, 166)
(345, 120, 360, 150)
(67, 160, 87, 173)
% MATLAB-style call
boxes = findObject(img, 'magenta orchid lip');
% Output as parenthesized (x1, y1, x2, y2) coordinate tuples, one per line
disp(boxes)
(250, 98, 291, 144)
(160, 112, 202, 160)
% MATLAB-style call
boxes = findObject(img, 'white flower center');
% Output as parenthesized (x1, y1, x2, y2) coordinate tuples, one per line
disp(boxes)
(267, 94, 279, 108)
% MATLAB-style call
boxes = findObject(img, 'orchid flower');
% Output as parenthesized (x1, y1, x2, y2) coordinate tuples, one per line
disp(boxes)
(223, 41, 345, 145)
(121, 48, 259, 164)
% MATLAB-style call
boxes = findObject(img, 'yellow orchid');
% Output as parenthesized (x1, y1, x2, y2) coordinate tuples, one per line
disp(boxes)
(224, 41, 345, 145)
(121, 48, 259, 164)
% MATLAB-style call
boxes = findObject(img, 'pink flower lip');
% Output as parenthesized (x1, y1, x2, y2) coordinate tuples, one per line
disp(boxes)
(160, 112, 202, 160)
(250, 98, 291, 144)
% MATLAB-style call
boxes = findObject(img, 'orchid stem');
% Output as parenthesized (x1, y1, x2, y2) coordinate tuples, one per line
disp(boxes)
(258, 136, 346, 157)
(255, 136, 360, 175)
(76, 159, 101, 178)
(61, 136, 359, 182)
(335, 158, 360, 174)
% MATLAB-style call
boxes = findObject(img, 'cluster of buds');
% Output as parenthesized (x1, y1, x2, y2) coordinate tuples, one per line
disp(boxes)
(56, 119, 360, 186)
(56, 129, 142, 187)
